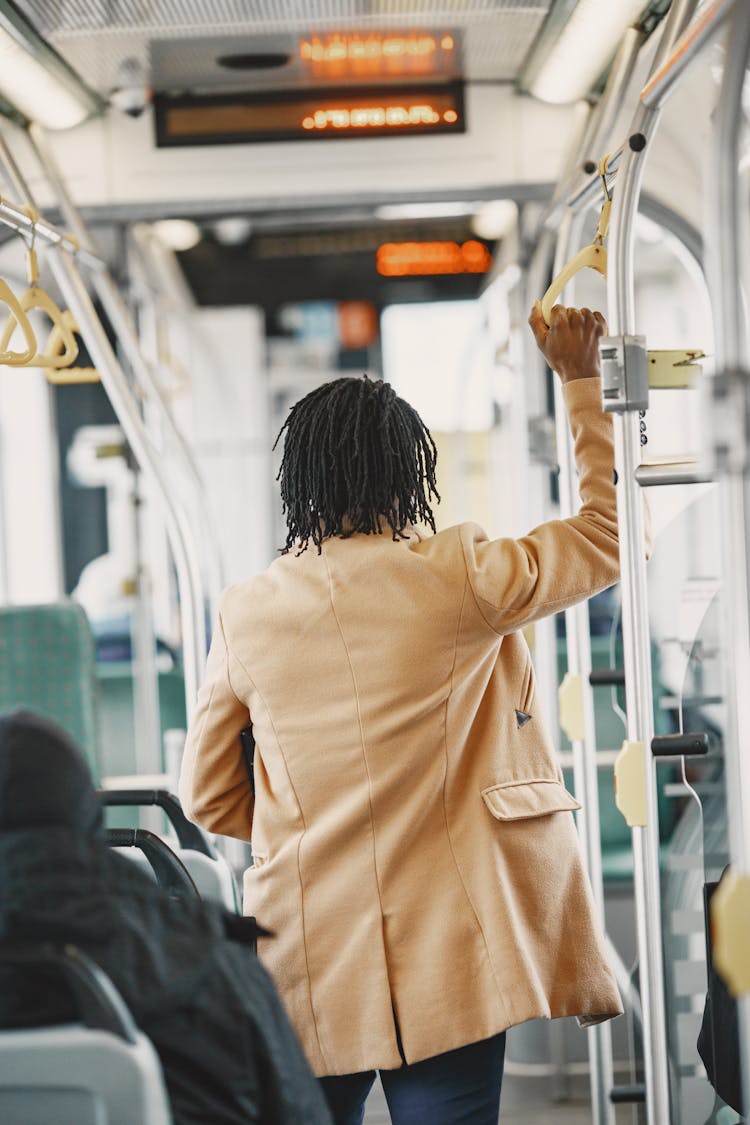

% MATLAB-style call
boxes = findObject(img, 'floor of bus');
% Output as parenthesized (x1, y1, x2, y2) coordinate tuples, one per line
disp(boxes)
(363, 1074, 632, 1122)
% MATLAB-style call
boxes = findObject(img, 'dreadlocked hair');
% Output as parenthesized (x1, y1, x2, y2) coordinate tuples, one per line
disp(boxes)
(274, 375, 440, 555)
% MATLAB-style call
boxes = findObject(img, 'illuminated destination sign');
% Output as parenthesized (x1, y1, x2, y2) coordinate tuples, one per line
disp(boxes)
(297, 32, 459, 80)
(376, 240, 492, 277)
(155, 84, 465, 146)
(299, 33, 455, 63)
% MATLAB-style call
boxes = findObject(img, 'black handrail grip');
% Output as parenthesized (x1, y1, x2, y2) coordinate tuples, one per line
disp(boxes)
(589, 668, 626, 686)
(99, 788, 216, 858)
(106, 828, 200, 899)
(0, 942, 138, 1042)
(651, 733, 710, 757)
(610, 1084, 646, 1103)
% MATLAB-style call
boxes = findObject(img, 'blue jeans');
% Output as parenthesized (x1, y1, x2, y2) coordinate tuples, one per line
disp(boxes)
(319, 1031, 506, 1125)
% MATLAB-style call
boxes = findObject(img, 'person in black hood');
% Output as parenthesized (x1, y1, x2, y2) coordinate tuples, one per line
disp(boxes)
(0, 709, 332, 1125)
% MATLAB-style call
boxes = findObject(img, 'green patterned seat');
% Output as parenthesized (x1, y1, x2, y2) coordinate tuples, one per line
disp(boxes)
(0, 602, 100, 779)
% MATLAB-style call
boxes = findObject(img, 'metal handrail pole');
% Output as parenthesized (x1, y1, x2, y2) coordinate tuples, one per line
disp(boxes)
(0, 195, 101, 270)
(641, 0, 739, 109)
(706, 1, 750, 1109)
(25, 123, 225, 625)
(559, 0, 702, 218)
(130, 465, 164, 778)
(43, 246, 206, 713)
(642, 0, 703, 78)
(552, 208, 615, 1125)
(603, 4, 701, 1119)
(607, 105, 671, 1125)
(522, 225, 561, 740)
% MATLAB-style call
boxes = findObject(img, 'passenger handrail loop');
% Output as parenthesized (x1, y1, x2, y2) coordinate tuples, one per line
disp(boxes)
(0, 205, 78, 369)
(540, 152, 613, 324)
(43, 308, 100, 385)
(0, 275, 36, 366)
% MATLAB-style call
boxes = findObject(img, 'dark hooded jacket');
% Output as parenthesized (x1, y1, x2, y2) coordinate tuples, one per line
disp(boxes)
(0, 710, 331, 1125)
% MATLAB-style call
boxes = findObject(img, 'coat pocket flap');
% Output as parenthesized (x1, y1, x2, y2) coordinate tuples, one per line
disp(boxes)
(481, 779, 581, 821)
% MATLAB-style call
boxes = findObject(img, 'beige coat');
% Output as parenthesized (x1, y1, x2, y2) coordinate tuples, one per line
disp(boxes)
(180, 376, 623, 1077)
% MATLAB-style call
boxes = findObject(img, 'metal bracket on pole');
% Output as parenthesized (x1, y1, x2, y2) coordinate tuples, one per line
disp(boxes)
(600, 335, 650, 413)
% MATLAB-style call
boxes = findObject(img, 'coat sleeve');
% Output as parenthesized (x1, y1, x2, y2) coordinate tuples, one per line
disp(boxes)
(459, 376, 631, 635)
(179, 602, 254, 842)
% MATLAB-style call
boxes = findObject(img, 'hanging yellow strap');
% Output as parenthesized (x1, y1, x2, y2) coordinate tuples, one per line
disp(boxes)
(43, 309, 99, 384)
(540, 152, 614, 325)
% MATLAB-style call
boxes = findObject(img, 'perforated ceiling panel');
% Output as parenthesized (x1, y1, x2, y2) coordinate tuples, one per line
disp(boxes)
(11, 0, 552, 95)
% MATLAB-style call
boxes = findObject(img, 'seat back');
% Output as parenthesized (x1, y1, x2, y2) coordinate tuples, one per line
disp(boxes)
(0, 602, 100, 777)
(106, 828, 200, 899)
(100, 788, 240, 911)
(0, 1024, 172, 1125)
(112, 841, 239, 910)
(0, 944, 171, 1125)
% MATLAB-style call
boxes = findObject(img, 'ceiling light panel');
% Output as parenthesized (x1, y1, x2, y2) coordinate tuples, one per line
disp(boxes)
(525, 0, 648, 104)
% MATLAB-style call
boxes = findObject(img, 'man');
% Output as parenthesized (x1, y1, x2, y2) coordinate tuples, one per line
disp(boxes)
(181, 305, 624, 1125)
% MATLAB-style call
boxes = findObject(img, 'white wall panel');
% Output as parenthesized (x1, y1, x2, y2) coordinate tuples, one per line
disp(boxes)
(189, 306, 273, 585)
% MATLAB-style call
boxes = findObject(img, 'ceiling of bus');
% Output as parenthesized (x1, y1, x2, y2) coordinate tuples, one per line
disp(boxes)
(4, 1, 559, 309)
(12, 0, 551, 95)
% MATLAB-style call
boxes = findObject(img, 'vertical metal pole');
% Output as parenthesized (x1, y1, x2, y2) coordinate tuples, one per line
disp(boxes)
(44, 245, 205, 714)
(552, 208, 615, 1125)
(130, 467, 163, 776)
(706, 2, 750, 1110)
(606, 104, 672, 1125)
(529, 7, 699, 1115)
(598, 13, 703, 1125)
(523, 225, 561, 744)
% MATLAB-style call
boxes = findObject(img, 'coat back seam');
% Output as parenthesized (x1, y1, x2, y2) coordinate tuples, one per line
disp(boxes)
(321, 550, 398, 1034)
(223, 639, 330, 1072)
(441, 572, 512, 1027)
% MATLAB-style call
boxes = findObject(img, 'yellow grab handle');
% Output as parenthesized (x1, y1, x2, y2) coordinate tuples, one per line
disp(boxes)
(0, 278, 37, 366)
(46, 367, 100, 385)
(0, 289, 79, 368)
(540, 243, 607, 326)
(42, 310, 99, 384)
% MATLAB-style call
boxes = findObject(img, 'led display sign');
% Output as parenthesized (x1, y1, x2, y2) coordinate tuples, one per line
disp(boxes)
(297, 32, 458, 80)
(376, 240, 493, 277)
(155, 84, 464, 146)
(299, 33, 455, 63)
